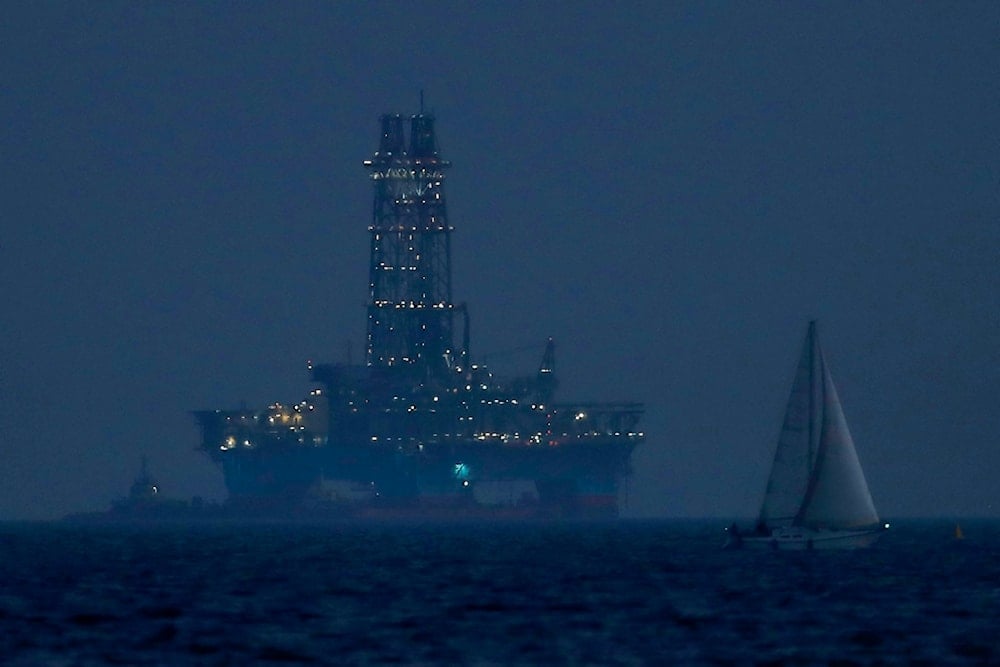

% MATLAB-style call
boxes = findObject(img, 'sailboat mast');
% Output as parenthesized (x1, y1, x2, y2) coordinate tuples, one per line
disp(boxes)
(808, 321, 817, 473)
(795, 320, 823, 526)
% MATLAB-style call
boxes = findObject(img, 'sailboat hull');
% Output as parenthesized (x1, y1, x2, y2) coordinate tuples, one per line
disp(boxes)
(733, 526, 885, 551)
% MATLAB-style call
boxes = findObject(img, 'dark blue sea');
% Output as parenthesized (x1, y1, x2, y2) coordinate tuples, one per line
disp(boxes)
(1, 520, 998, 665)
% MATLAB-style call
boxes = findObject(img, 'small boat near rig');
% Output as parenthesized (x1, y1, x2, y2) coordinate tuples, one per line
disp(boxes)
(728, 321, 887, 549)
(193, 112, 644, 520)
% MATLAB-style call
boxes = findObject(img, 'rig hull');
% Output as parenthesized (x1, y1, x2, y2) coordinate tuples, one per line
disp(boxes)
(198, 412, 641, 520)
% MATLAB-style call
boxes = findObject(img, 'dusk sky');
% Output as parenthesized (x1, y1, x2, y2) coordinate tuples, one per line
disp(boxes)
(2, 2, 997, 520)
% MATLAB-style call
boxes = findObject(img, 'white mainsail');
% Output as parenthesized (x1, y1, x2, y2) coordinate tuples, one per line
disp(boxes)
(758, 321, 879, 531)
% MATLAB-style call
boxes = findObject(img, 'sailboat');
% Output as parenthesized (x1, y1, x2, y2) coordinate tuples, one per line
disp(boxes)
(728, 321, 888, 550)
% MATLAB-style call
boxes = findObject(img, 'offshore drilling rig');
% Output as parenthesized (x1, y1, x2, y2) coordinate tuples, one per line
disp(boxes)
(193, 112, 644, 518)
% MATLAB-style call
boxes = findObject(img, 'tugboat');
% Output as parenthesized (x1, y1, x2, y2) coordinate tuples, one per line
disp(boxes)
(65, 457, 209, 522)
(110, 457, 163, 514)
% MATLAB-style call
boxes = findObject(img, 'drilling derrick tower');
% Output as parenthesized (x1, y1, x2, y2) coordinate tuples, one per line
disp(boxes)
(364, 114, 463, 380)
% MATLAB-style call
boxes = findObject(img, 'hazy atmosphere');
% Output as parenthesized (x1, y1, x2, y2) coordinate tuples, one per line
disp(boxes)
(2, 2, 997, 520)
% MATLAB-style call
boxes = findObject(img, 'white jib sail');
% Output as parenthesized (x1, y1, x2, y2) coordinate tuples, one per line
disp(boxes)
(796, 345, 879, 529)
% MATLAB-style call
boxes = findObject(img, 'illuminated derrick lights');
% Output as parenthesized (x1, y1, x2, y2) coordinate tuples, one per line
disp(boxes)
(364, 113, 459, 374)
